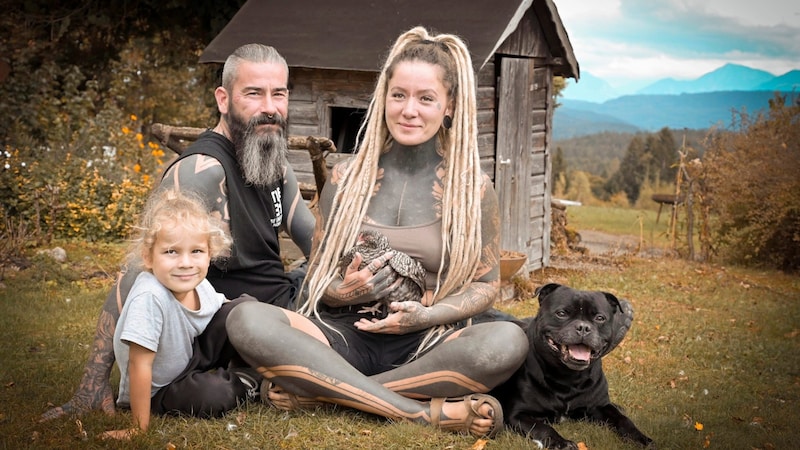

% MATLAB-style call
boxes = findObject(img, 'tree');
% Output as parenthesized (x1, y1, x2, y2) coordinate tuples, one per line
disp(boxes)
(650, 127, 678, 183)
(552, 76, 567, 108)
(605, 136, 648, 204)
(551, 146, 568, 195)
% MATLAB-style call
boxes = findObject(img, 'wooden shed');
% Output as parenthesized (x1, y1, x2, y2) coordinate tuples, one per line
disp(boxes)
(200, 0, 579, 270)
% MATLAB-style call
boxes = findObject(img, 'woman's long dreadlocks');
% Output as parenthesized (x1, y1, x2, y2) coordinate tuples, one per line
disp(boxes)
(298, 26, 484, 356)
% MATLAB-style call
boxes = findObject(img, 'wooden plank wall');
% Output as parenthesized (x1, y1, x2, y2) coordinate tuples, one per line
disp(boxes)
(285, 68, 375, 187)
(476, 61, 497, 178)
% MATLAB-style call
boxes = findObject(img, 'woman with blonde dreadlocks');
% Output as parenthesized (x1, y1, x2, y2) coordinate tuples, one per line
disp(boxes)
(226, 27, 528, 438)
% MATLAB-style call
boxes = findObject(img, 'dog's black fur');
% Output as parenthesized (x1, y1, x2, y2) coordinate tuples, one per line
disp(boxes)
(489, 283, 654, 449)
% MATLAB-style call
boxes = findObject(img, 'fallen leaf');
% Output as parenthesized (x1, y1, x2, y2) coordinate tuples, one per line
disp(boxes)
(236, 411, 247, 425)
(165, 443, 177, 450)
(784, 329, 800, 338)
(694, 421, 704, 431)
(577, 442, 590, 450)
(471, 438, 488, 450)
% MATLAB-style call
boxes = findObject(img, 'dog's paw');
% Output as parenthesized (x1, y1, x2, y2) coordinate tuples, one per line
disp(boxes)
(547, 439, 581, 450)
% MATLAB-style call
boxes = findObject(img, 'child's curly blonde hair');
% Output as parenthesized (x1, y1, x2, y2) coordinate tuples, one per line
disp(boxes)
(126, 189, 232, 270)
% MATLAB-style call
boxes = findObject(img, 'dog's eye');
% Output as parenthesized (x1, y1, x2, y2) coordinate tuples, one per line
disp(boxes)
(595, 315, 607, 322)
(555, 310, 568, 318)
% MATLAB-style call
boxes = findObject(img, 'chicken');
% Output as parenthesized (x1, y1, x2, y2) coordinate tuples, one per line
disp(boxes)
(338, 229, 426, 316)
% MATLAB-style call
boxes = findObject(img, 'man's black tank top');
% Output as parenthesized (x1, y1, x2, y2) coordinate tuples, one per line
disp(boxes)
(170, 130, 293, 308)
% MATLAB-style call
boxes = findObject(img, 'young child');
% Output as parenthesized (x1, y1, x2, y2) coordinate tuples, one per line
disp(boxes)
(103, 189, 254, 440)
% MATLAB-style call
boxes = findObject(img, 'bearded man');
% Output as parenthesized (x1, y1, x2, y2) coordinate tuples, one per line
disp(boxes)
(41, 44, 315, 421)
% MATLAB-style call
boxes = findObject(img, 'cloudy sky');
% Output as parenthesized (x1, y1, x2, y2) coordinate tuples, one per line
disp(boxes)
(554, 0, 800, 90)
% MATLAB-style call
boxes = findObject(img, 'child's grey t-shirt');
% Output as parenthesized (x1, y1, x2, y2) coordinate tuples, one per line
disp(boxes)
(114, 271, 225, 406)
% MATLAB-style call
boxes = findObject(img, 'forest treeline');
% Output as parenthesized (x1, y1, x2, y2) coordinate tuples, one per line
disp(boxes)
(553, 128, 710, 178)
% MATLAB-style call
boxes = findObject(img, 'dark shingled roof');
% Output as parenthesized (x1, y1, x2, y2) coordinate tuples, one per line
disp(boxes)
(200, 0, 578, 78)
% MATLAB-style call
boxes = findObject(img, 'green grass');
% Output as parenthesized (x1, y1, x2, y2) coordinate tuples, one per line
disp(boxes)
(566, 204, 707, 258)
(567, 204, 671, 242)
(2, 228, 800, 449)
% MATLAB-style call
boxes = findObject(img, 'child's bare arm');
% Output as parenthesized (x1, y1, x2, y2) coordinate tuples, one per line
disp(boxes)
(101, 343, 155, 440)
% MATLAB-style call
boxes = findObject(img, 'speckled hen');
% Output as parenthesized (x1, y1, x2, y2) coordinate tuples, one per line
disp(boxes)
(338, 229, 426, 315)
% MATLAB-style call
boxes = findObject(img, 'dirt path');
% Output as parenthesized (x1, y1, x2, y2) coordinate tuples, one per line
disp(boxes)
(577, 229, 643, 256)
(547, 229, 670, 273)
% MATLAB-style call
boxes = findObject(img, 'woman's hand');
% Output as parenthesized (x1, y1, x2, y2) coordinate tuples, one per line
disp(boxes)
(321, 251, 400, 308)
(354, 300, 432, 334)
(355, 281, 498, 334)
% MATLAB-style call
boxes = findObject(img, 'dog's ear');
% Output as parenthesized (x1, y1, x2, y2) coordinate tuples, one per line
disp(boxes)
(603, 292, 622, 313)
(534, 283, 562, 303)
(604, 296, 635, 356)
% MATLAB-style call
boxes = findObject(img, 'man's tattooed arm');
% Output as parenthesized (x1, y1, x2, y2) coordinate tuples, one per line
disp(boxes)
(282, 164, 315, 258)
(161, 154, 230, 229)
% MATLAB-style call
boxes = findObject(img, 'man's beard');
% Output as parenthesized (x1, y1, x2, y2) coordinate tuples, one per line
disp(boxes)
(225, 110, 289, 188)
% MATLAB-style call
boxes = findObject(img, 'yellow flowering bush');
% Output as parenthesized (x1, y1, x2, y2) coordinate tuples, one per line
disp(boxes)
(1, 113, 164, 243)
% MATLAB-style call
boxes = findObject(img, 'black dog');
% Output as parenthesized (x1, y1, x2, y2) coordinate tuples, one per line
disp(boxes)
(490, 283, 654, 449)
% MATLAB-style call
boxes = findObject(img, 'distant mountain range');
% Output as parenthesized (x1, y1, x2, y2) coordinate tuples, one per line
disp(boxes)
(554, 64, 799, 139)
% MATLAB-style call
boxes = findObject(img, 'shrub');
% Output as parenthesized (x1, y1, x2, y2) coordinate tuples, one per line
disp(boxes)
(701, 94, 800, 271)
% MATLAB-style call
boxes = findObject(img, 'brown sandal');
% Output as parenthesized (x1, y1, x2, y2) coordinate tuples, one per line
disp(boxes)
(429, 394, 504, 438)
(262, 381, 327, 411)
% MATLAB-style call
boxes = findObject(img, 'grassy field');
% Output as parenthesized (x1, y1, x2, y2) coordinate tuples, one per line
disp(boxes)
(567, 204, 673, 246)
(1, 208, 799, 449)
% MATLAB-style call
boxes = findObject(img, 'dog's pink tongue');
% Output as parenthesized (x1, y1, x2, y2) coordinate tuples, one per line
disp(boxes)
(569, 344, 591, 361)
